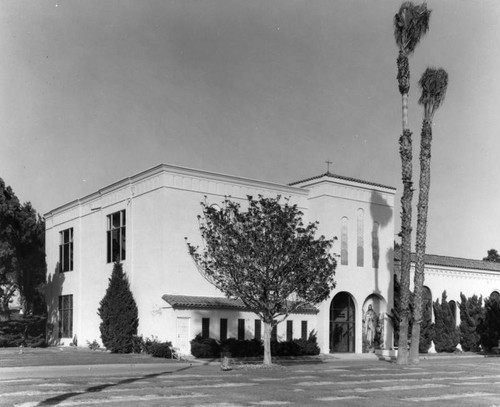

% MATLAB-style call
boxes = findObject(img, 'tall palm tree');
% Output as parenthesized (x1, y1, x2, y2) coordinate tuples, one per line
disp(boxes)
(409, 68, 448, 364)
(393, 1, 431, 365)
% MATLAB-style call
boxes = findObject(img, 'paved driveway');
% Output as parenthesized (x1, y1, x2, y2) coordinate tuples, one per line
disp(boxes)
(1, 349, 500, 406)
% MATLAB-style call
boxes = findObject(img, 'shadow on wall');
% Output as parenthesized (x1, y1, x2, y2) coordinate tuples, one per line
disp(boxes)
(45, 263, 65, 345)
(369, 191, 393, 293)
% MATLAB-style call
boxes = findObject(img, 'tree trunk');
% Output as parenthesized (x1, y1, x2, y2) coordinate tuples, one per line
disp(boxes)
(395, 51, 413, 366)
(409, 119, 433, 364)
(263, 321, 273, 366)
(396, 127, 413, 365)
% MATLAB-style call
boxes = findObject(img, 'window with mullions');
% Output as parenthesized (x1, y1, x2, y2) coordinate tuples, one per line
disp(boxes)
(107, 210, 126, 263)
(59, 228, 73, 272)
(59, 295, 73, 338)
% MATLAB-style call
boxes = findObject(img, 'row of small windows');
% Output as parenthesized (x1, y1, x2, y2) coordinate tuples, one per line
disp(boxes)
(340, 210, 380, 268)
(59, 210, 126, 272)
(201, 318, 308, 342)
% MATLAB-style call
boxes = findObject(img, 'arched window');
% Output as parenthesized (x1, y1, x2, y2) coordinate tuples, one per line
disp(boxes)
(372, 222, 380, 268)
(357, 209, 364, 267)
(341, 217, 348, 266)
(490, 291, 500, 301)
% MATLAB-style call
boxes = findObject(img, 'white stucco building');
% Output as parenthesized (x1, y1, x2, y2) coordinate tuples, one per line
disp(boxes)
(45, 163, 397, 354)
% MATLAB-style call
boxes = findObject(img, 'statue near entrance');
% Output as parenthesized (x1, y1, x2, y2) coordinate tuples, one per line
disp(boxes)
(362, 304, 384, 352)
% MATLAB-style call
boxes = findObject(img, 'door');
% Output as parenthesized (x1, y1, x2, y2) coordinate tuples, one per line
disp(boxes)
(330, 292, 355, 353)
(176, 317, 191, 355)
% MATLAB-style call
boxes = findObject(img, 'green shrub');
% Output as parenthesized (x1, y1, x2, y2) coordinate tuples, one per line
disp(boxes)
(459, 293, 483, 352)
(220, 338, 263, 357)
(190, 330, 319, 358)
(190, 334, 220, 358)
(0, 315, 47, 347)
(479, 294, 500, 352)
(433, 291, 459, 353)
(97, 262, 139, 353)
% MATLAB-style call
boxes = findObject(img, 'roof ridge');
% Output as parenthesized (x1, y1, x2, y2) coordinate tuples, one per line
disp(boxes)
(289, 172, 396, 190)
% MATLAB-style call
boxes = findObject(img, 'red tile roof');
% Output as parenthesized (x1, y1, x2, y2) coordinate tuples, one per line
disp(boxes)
(289, 172, 396, 190)
(161, 294, 319, 314)
(394, 251, 500, 273)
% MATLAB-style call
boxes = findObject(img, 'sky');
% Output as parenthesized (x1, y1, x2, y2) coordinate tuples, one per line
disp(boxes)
(1, 0, 500, 260)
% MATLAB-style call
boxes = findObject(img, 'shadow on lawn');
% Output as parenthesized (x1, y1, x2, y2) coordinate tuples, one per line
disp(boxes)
(36, 364, 196, 406)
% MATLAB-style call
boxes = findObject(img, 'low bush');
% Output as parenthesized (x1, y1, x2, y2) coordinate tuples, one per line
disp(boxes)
(220, 338, 263, 357)
(191, 334, 220, 358)
(190, 331, 320, 358)
(131, 335, 173, 358)
(0, 315, 47, 347)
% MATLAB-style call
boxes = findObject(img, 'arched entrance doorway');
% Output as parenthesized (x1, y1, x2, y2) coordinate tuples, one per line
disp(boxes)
(330, 292, 355, 353)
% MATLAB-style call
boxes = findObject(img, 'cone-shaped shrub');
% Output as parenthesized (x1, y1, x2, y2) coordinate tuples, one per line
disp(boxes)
(433, 291, 459, 352)
(98, 262, 138, 353)
(419, 292, 434, 353)
(459, 293, 483, 352)
(479, 294, 500, 352)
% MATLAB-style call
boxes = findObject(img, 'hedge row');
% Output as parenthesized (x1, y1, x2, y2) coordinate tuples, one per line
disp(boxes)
(190, 331, 320, 358)
(0, 315, 47, 348)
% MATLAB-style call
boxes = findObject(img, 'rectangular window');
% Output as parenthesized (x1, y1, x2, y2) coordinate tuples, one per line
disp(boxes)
(59, 228, 74, 272)
(254, 320, 261, 341)
(58, 295, 73, 338)
(238, 319, 245, 340)
(107, 210, 126, 263)
(286, 320, 293, 342)
(220, 318, 227, 341)
(202, 318, 210, 339)
(271, 322, 277, 342)
(301, 321, 308, 340)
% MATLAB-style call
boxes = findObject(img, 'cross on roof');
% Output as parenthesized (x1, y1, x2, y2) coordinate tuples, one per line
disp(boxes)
(325, 160, 333, 174)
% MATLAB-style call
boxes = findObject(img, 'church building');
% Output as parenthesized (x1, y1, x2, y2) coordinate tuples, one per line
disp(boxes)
(45, 163, 396, 355)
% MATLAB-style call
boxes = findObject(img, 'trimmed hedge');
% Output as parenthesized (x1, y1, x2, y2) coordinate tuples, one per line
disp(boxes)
(0, 315, 47, 347)
(131, 335, 173, 358)
(190, 331, 320, 359)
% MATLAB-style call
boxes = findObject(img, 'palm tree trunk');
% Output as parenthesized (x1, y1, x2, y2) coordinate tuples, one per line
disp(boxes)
(409, 119, 433, 364)
(263, 321, 273, 366)
(396, 50, 413, 366)
(396, 126, 413, 365)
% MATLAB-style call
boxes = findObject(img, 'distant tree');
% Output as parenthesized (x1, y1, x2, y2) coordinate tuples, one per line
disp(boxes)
(483, 249, 500, 263)
(459, 293, 483, 352)
(410, 67, 449, 364)
(0, 178, 46, 320)
(433, 291, 459, 353)
(479, 294, 500, 352)
(187, 195, 337, 365)
(389, 274, 401, 346)
(418, 288, 434, 353)
(393, 1, 431, 366)
(98, 262, 138, 353)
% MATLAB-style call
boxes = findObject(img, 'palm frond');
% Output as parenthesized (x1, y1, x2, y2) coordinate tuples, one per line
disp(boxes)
(418, 67, 449, 119)
(394, 2, 431, 55)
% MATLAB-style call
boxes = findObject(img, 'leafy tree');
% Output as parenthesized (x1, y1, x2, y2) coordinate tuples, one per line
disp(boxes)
(187, 195, 337, 365)
(393, 1, 431, 365)
(410, 67, 449, 363)
(98, 262, 139, 353)
(483, 249, 500, 263)
(433, 291, 459, 353)
(479, 293, 500, 352)
(459, 293, 483, 352)
(0, 178, 46, 320)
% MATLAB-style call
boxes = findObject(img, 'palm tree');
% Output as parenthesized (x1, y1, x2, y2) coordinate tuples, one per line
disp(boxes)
(393, 1, 431, 365)
(409, 68, 448, 364)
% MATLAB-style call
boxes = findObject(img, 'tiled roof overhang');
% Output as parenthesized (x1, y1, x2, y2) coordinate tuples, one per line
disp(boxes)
(394, 252, 500, 273)
(162, 294, 319, 314)
(289, 172, 396, 190)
